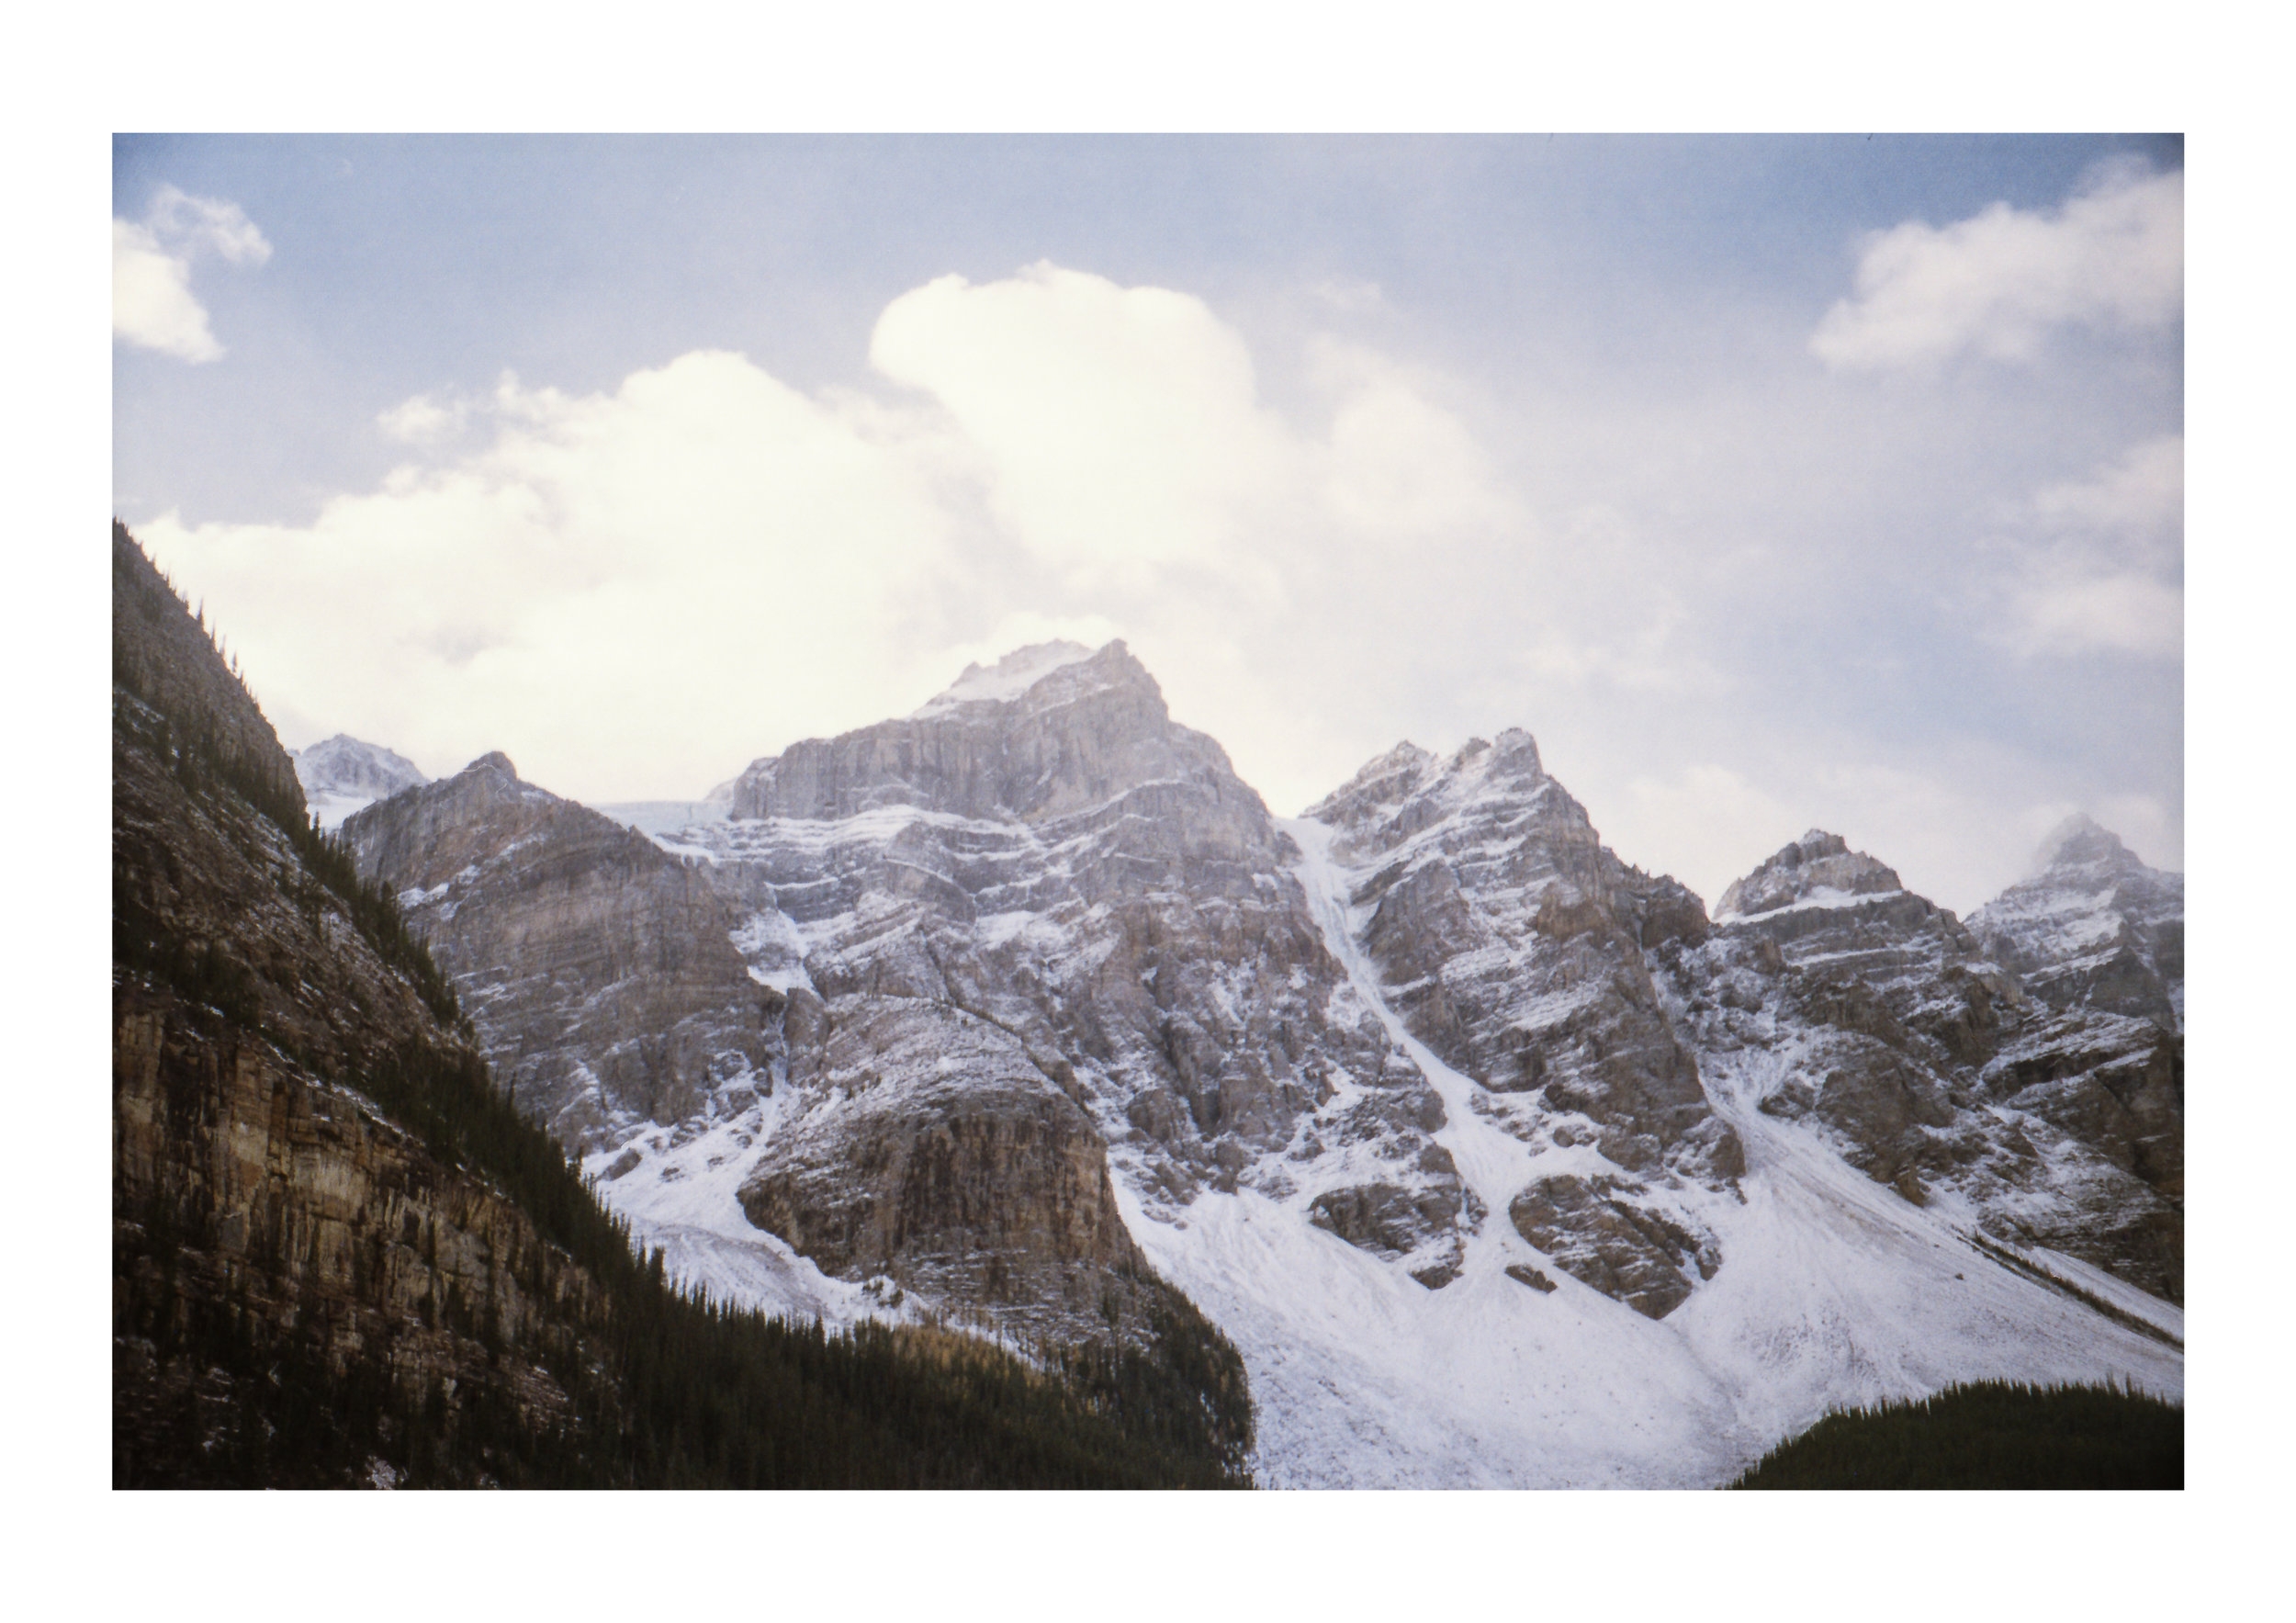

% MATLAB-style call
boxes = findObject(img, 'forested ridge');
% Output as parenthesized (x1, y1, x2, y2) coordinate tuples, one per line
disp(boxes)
(1728, 1380, 2181, 1490)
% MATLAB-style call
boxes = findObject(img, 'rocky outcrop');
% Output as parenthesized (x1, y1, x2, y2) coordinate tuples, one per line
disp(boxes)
(1970, 815, 2184, 1032)
(344, 757, 777, 1150)
(736, 995, 1167, 1345)
(1507, 1174, 1720, 1321)
(1307, 1163, 1470, 1290)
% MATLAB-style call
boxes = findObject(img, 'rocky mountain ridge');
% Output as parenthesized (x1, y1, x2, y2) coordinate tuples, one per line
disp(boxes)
(355, 644, 1467, 1349)
(1657, 827, 2182, 1301)
(113, 524, 614, 1482)
(326, 637, 2185, 1485)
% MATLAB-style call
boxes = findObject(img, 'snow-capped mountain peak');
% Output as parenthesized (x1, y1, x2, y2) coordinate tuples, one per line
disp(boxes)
(729, 637, 1242, 825)
(289, 733, 428, 828)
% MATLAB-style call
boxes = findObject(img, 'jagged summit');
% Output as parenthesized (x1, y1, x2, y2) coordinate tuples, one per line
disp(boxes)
(1305, 727, 1548, 831)
(1714, 830, 1905, 920)
(1972, 815, 2183, 1033)
(912, 639, 1098, 717)
(463, 750, 518, 777)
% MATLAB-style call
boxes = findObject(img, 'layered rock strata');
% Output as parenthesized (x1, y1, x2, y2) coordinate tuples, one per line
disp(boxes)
(659, 648, 1478, 1331)
(344, 757, 777, 1150)
(735, 993, 1172, 1346)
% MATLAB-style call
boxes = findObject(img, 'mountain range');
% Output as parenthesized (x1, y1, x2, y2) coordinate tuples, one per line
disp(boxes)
(325, 634, 2183, 1486)
(112, 524, 1250, 1487)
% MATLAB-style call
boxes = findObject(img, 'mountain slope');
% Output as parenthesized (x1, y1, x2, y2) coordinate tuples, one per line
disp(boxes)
(1121, 809, 2180, 1486)
(343, 727, 1256, 1432)
(344, 753, 774, 1149)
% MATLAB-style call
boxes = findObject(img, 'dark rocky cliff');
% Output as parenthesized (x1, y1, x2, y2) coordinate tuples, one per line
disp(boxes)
(113, 525, 608, 1482)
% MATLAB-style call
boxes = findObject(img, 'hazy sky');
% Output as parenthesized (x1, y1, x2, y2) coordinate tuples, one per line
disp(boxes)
(114, 135, 2182, 912)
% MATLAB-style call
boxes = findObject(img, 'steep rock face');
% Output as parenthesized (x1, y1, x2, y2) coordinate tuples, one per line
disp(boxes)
(1303, 730, 1740, 1188)
(343, 757, 776, 1151)
(1969, 815, 2184, 1033)
(293, 734, 429, 828)
(735, 994, 1169, 1345)
(1982, 1010, 2184, 1199)
(1660, 828, 2182, 1301)
(112, 527, 608, 1482)
(114, 986, 602, 1470)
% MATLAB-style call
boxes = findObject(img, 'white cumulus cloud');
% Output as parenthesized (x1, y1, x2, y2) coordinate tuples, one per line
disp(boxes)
(871, 263, 1305, 582)
(136, 262, 1543, 812)
(378, 392, 472, 444)
(112, 185, 272, 362)
(1811, 161, 2182, 370)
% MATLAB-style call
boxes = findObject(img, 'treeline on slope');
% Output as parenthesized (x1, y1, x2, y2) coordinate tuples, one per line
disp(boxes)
(118, 1142, 1248, 1488)
(110, 659, 466, 1031)
(113, 522, 1251, 1489)
(1727, 1381, 2181, 1490)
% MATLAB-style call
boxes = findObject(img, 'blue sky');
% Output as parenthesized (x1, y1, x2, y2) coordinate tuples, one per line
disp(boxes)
(114, 134, 2183, 910)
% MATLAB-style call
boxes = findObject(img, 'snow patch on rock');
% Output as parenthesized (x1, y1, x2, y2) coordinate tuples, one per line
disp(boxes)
(912, 640, 1097, 716)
